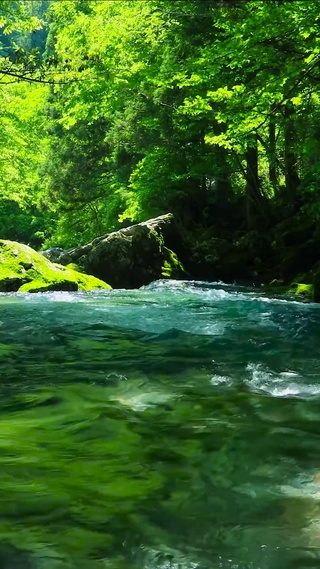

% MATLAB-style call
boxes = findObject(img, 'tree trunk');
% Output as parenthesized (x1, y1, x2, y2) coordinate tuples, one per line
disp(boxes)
(284, 103, 300, 203)
(246, 135, 261, 227)
(269, 104, 277, 191)
(215, 146, 232, 206)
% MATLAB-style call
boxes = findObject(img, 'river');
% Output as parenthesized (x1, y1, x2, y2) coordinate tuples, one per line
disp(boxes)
(0, 280, 320, 569)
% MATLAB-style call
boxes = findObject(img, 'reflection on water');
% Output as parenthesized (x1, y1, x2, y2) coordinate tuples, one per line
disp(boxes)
(0, 280, 320, 568)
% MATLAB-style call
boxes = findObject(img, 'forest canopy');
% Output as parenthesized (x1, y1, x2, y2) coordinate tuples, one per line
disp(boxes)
(0, 0, 319, 259)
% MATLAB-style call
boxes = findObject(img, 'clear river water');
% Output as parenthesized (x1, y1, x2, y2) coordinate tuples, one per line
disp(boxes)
(0, 280, 320, 569)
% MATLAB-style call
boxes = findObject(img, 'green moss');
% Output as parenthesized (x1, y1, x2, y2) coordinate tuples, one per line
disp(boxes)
(66, 262, 81, 272)
(263, 279, 314, 301)
(288, 282, 314, 300)
(0, 240, 112, 293)
(73, 272, 111, 292)
(161, 247, 184, 279)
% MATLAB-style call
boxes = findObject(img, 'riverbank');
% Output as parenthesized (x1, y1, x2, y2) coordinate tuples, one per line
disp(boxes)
(181, 212, 319, 302)
(1, 211, 318, 301)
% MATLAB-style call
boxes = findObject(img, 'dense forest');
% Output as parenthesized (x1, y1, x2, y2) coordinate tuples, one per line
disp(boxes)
(1, 0, 320, 290)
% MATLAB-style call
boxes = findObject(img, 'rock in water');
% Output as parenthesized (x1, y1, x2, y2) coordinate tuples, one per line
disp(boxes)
(58, 213, 184, 288)
(0, 240, 111, 293)
(40, 247, 66, 263)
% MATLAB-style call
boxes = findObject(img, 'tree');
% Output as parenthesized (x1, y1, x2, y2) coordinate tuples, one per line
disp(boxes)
(4, 0, 320, 250)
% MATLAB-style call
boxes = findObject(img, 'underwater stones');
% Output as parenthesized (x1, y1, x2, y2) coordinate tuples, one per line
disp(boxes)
(0, 240, 111, 293)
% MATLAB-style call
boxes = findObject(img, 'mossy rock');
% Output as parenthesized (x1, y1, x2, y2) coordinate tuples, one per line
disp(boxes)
(263, 279, 314, 301)
(288, 282, 314, 300)
(65, 262, 82, 272)
(0, 240, 112, 293)
(75, 213, 185, 288)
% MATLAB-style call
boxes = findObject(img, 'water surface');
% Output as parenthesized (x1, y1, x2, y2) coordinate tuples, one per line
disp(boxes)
(0, 280, 320, 568)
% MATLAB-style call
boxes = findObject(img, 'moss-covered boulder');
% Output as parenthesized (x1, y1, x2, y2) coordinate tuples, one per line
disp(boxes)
(263, 276, 315, 301)
(0, 240, 111, 293)
(55, 213, 185, 288)
(288, 282, 314, 301)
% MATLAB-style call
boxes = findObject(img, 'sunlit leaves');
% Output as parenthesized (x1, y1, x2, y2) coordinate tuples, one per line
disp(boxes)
(205, 133, 233, 151)
(7, 0, 320, 244)
(181, 95, 212, 116)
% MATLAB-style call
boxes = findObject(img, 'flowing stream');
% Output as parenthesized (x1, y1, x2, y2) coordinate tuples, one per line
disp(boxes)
(0, 280, 320, 569)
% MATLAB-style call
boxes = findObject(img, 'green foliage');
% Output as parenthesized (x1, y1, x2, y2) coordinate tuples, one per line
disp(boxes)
(0, 81, 51, 247)
(0, 0, 320, 272)
(37, 0, 320, 241)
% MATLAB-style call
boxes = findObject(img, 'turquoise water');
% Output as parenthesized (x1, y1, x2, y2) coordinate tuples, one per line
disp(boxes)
(0, 280, 320, 568)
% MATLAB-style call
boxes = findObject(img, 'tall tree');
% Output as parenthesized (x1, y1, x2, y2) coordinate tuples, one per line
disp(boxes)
(23, 0, 320, 245)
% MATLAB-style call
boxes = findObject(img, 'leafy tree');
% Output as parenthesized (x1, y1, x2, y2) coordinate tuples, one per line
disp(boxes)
(2, 0, 320, 263)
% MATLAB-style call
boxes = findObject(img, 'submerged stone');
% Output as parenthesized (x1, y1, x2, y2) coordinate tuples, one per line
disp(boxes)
(0, 240, 111, 293)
